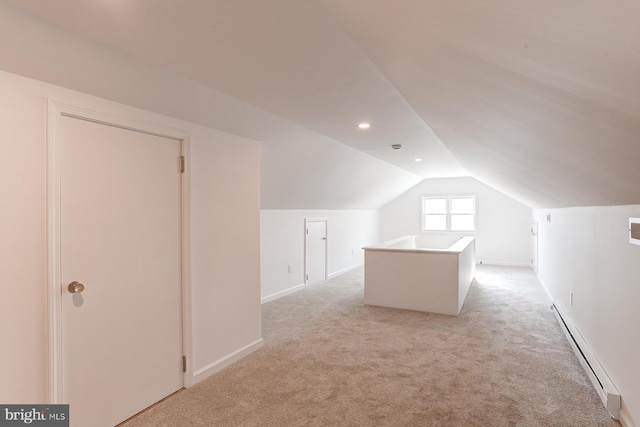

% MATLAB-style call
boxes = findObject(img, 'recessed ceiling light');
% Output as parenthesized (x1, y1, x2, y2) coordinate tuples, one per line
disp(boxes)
(415, 158, 423, 162)
(358, 122, 370, 129)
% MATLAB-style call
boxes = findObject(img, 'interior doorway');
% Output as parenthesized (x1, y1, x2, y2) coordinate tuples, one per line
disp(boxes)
(305, 218, 327, 285)
(531, 221, 539, 274)
(47, 101, 192, 426)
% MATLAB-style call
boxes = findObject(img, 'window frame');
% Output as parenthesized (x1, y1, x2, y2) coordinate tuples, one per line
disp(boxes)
(420, 194, 477, 234)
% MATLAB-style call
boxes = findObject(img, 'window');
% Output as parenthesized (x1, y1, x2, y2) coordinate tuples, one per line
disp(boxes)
(421, 195, 476, 232)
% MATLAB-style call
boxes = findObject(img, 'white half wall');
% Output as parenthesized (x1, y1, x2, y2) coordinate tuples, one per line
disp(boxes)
(380, 177, 533, 266)
(535, 205, 640, 427)
(261, 210, 379, 302)
(0, 69, 261, 402)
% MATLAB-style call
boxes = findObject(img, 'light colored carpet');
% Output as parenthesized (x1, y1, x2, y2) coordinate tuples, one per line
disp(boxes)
(123, 265, 619, 426)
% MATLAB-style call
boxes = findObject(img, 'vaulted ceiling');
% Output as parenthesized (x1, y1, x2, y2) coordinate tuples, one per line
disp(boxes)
(2, 0, 639, 209)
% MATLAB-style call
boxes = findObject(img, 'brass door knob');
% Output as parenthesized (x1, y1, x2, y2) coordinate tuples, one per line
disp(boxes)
(68, 281, 85, 294)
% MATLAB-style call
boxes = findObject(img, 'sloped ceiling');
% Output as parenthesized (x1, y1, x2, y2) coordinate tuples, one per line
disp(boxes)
(321, 0, 640, 208)
(2, 0, 639, 209)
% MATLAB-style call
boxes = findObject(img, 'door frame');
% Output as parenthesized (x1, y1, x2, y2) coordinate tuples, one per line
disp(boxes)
(46, 99, 193, 403)
(304, 218, 328, 286)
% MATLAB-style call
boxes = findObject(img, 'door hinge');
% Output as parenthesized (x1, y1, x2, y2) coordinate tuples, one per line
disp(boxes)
(180, 156, 185, 173)
(182, 356, 187, 373)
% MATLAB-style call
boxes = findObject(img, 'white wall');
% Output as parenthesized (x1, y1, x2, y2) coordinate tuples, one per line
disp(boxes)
(261, 210, 379, 302)
(0, 70, 261, 402)
(380, 177, 533, 266)
(260, 125, 423, 210)
(535, 206, 640, 427)
(190, 127, 262, 378)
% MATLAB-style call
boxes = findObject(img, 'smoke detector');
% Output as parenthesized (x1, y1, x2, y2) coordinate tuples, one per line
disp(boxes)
(391, 144, 402, 150)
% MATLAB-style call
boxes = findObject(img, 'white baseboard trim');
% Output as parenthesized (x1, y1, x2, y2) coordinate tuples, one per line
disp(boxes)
(536, 276, 555, 305)
(193, 338, 263, 384)
(328, 262, 363, 279)
(261, 283, 305, 304)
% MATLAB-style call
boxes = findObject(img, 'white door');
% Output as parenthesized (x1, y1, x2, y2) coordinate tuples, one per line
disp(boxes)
(531, 221, 539, 274)
(60, 116, 183, 427)
(305, 220, 327, 285)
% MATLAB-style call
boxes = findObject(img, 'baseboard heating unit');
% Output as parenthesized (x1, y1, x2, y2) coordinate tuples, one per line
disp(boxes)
(551, 303, 621, 420)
